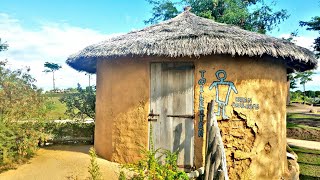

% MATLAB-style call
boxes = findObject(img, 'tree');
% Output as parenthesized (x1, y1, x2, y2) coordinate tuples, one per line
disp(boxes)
(288, 74, 297, 89)
(145, 0, 289, 34)
(295, 71, 315, 104)
(300, 16, 320, 58)
(0, 61, 47, 122)
(43, 62, 62, 90)
(0, 38, 8, 52)
(60, 84, 96, 120)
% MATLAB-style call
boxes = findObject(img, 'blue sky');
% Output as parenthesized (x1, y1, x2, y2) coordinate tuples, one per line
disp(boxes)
(0, 0, 319, 90)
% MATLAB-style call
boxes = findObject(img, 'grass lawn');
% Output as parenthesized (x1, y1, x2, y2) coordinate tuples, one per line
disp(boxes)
(45, 93, 68, 120)
(291, 146, 320, 179)
(287, 112, 320, 141)
(287, 113, 320, 119)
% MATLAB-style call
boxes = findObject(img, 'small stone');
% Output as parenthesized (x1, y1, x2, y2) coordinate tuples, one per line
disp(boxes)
(310, 109, 317, 113)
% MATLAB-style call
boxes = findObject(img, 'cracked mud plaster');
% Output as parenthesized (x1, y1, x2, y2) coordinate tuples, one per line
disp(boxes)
(217, 109, 258, 180)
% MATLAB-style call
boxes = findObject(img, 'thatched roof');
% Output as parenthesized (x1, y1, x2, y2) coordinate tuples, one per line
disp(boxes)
(67, 11, 317, 73)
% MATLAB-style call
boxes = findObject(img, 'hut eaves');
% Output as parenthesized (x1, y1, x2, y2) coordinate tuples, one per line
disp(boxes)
(66, 11, 318, 73)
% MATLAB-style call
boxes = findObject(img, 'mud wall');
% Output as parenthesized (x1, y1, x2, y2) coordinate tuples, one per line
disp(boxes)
(95, 59, 150, 163)
(194, 55, 288, 179)
(95, 55, 288, 179)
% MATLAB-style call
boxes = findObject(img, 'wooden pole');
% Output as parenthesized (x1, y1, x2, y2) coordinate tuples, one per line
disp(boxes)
(204, 101, 229, 180)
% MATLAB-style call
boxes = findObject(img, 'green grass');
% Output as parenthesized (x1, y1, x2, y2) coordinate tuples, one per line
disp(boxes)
(291, 146, 320, 179)
(287, 122, 320, 131)
(287, 113, 320, 120)
(45, 95, 68, 120)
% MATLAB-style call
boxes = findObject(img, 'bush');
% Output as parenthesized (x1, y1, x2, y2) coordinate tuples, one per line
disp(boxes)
(43, 121, 94, 144)
(60, 84, 95, 120)
(0, 122, 47, 168)
(0, 60, 48, 170)
(0, 61, 47, 122)
(88, 147, 102, 180)
(120, 126, 188, 180)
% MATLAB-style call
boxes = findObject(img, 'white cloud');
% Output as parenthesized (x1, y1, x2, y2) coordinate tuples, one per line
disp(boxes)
(1, 14, 318, 91)
(279, 34, 320, 91)
(0, 13, 120, 91)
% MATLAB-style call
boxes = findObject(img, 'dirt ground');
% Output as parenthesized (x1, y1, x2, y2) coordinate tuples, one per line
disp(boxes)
(287, 138, 320, 150)
(287, 103, 320, 114)
(0, 145, 121, 180)
(286, 103, 320, 141)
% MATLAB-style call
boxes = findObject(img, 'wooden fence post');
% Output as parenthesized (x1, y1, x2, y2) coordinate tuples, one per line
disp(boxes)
(204, 101, 229, 180)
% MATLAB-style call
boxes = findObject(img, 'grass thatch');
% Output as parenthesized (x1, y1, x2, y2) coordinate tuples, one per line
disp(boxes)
(67, 11, 317, 73)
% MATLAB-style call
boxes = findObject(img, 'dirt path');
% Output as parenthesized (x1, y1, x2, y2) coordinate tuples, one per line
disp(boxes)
(287, 103, 320, 113)
(287, 138, 320, 150)
(0, 145, 121, 180)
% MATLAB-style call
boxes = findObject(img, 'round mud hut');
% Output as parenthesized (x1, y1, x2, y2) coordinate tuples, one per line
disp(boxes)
(66, 10, 317, 179)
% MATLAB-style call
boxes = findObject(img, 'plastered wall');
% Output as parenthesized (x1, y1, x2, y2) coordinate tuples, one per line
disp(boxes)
(193, 55, 288, 179)
(95, 59, 150, 163)
(95, 55, 288, 179)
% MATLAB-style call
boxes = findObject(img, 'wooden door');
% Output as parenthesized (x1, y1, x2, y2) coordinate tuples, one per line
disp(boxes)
(149, 62, 194, 168)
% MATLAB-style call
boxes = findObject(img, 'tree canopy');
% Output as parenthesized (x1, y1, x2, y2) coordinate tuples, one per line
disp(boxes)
(0, 38, 8, 52)
(43, 62, 62, 73)
(60, 84, 96, 120)
(295, 71, 315, 104)
(43, 62, 62, 90)
(300, 16, 320, 58)
(0, 41, 46, 122)
(145, 0, 289, 34)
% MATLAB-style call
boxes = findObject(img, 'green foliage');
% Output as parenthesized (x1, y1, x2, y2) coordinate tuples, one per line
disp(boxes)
(145, 0, 289, 34)
(122, 149, 188, 180)
(60, 84, 96, 120)
(43, 96, 68, 120)
(43, 62, 62, 90)
(288, 73, 297, 89)
(0, 61, 47, 122)
(144, 0, 180, 24)
(0, 38, 8, 52)
(120, 126, 188, 180)
(290, 91, 303, 102)
(43, 121, 94, 141)
(291, 147, 320, 178)
(300, 16, 320, 58)
(294, 71, 315, 104)
(88, 147, 103, 180)
(0, 42, 49, 170)
(295, 71, 315, 86)
(119, 171, 127, 180)
(0, 122, 47, 168)
(43, 62, 62, 72)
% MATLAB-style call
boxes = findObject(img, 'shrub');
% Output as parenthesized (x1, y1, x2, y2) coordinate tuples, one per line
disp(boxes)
(0, 122, 47, 168)
(88, 147, 102, 180)
(43, 121, 94, 141)
(120, 126, 188, 180)
(0, 60, 48, 169)
(60, 84, 95, 120)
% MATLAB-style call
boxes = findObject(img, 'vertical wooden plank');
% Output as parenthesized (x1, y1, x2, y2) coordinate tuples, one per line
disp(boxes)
(170, 63, 194, 167)
(166, 63, 174, 152)
(150, 62, 194, 167)
(185, 64, 194, 167)
(150, 63, 162, 151)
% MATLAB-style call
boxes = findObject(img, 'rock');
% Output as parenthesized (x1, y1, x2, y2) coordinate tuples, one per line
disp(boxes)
(287, 158, 299, 180)
(310, 109, 318, 113)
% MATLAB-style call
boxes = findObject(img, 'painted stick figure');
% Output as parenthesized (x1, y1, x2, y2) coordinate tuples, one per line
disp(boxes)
(209, 70, 238, 119)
